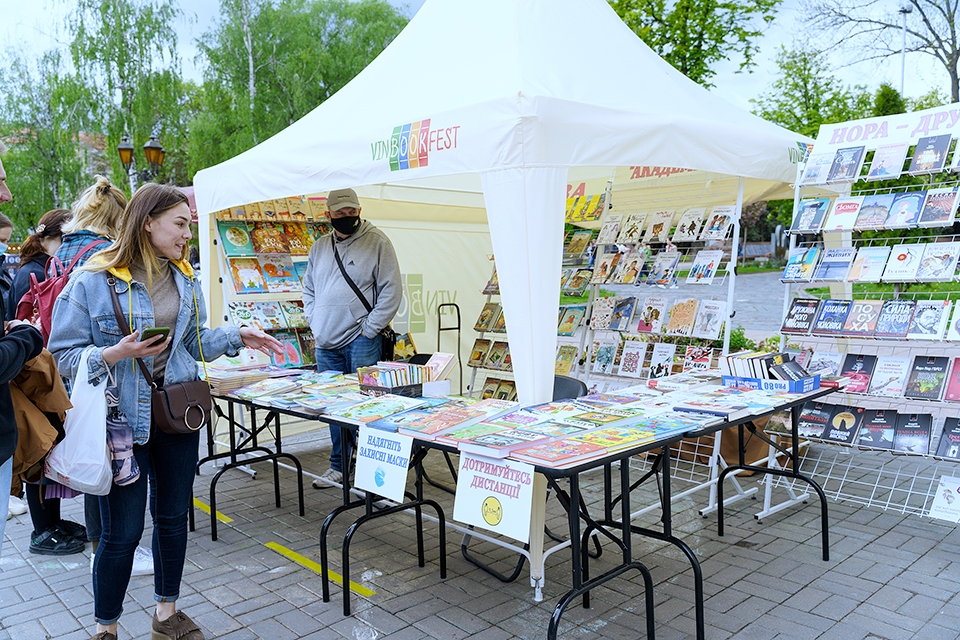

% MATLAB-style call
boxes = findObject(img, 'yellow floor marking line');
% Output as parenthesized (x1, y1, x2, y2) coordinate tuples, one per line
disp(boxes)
(264, 541, 376, 598)
(192, 498, 233, 523)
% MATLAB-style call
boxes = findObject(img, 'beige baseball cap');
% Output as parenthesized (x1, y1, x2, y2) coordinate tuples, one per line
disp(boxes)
(327, 188, 361, 212)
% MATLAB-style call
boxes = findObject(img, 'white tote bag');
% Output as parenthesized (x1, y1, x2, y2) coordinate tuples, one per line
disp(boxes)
(45, 348, 113, 495)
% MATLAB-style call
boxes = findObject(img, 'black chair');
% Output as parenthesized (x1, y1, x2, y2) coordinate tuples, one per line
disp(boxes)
(553, 374, 587, 401)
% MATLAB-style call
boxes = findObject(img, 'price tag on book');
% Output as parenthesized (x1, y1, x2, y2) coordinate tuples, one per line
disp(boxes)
(355, 426, 414, 503)
(453, 453, 535, 543)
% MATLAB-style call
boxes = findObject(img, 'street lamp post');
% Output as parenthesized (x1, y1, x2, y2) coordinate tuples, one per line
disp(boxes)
(899, 4, 912, 96)
(117, 135, 166, 192)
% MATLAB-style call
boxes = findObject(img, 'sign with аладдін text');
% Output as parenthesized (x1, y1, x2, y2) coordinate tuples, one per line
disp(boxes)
(453, 453, 535, 543)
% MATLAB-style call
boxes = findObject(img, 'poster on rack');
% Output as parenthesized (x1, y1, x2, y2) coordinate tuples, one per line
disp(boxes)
(355, 426, 414, 503)
(453, 453, 535, 543)
(927, 476, 960, 523)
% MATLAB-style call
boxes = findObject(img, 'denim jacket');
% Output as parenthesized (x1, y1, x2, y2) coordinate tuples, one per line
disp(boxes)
(48, 258, 243, 444)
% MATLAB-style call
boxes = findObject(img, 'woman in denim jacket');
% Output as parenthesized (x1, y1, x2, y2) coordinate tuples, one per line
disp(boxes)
(49, 184, 281, 640)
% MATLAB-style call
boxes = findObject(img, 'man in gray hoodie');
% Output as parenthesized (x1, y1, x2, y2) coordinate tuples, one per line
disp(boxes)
(303, 188, 402, 487)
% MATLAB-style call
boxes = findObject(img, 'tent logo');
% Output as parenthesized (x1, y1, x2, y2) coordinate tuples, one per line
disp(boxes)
(370, 119, 461, 171)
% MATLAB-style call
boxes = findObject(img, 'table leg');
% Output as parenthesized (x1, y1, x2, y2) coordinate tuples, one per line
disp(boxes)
(528, 473, 547, 600)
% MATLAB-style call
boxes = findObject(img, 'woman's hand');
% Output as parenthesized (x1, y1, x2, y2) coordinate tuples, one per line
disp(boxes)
(102, 331, 170, 367)
(239, 327, 285, 357)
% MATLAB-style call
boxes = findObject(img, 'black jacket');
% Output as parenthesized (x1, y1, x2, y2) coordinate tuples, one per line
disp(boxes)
(0, 289, 44, 465)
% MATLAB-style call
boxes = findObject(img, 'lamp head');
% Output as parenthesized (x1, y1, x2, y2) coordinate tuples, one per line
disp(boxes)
(117, 136, 134, 170)
(143, 136, 165, 169)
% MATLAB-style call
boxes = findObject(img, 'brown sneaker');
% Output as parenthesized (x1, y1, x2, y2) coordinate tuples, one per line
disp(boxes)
(91, 633, 117, 640)
(151, 611, 204, 640)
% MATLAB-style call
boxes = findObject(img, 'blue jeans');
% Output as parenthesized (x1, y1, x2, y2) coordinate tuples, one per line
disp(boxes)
(0, 457, 11, 558)
(316, 333, 381, 473)
(93, 426, 199, 625)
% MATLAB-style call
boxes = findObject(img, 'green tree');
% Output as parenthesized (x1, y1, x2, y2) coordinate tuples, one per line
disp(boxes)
(0, 50, 93, 236)
(910, 87, 949, 110)
(750, 45, 872, 138)
(610, 0, 781, 86)
(65, 0, 190, 192)
(872, 83, 908, 116)
(189, 0, 408, 177)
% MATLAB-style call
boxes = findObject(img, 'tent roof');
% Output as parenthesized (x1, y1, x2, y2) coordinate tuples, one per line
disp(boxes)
(194, 0, 808, 214)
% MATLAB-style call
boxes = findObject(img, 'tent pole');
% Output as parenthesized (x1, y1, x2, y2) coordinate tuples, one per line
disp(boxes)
(723, 178, 745, 356)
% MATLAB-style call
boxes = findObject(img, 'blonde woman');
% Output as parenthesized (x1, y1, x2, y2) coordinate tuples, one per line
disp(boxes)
(49, 184, 281, 640)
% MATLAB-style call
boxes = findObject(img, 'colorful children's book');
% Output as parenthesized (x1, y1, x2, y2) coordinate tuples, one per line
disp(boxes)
(509, 438, 607, 468)
(609, 297, 638, 332)
(474, 302, 501, 332)
(826, 146, 865, 183)
(790, 198, 831, 234)
(873, 299, 916, 338)
(228, 301, 263, 329)
(672, 207, 705, 242)
(643, 210, 675, 243)
(256, 301, 287, 330)
(482, 268, 499, 295)
(907, 299, 952, 340)
(297, 330, 316, 365)
(866, 357, 911, 397)
(686, 250, 724, 285)
(563, 230, 594, 265)
(866, 143, 908, 181)
(555, 344, 579, 376)
(645, 251, 680, 286)
(218, 221, 255, 256)
(854, 194, 895, 230)
(616, 212, 649, 244)
(839, 353, 877, 394)
(596, 213, 623, 245)
(916, 242, 960, 282)
(822, 197, 864, 232)
(665, 298, 698, 337)
(279, 300, 308, 329)
(611, 250, 645, 285)
(269, 330, 304, 367)
(335, 394, 426, 423)
(616, 341, 647, 378)
(484, 341, 509, 370)
(249, 221, 290, 253)
(682, 346, 713, 372)
(228, 258, 267, 294)
(882, 244, 923, 281)
(648, 343, 676, 379)
(909, 134, 952, 175)
(562, 269, 593, 296)
(557, 305, 587, 336)
(917, 188, 959, 228)
(841, 299, 883, 337)
(691, 299, 726, 340)
(636, 296, 667, 334)
(469, 339, 492, 367)
(811, 299, 852, 335)
(885, 191, 927, 228)
(904, 356, 950, 400)
(813, 247, 857, 281)
(591, 339, 619, 374)
(258, 255, 301, 292)
(700, 206, 735, 241)
(781, 298, 821, 334)
(589, 296, 617, 331)
(893, 413, 933, 454)
(591, 250, 621, 284)
(846, 246, 891, 283)
(278, 222, 310, 256)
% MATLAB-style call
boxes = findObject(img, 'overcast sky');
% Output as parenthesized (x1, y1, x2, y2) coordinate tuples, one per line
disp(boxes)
(0, 0, 947, 116)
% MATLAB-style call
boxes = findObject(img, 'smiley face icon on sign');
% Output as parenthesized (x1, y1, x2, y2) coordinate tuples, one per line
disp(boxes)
(482, 497, 502, 526)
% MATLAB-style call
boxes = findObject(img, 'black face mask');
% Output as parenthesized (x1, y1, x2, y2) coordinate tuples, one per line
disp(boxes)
(331, 215, 360, 235)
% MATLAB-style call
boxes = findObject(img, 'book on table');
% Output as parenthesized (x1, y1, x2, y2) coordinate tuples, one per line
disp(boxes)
(904, 355, 950, 400)
(857, 409, 897, 450)
(366, 398, 453, 432)
(893, 413, 933, 454)
(567, 425, 657, 453)
(509, 438, 608, 468)
(841, 299, 883, 337)
(457, 428, 553, 458)
(397, 399, 517, 440)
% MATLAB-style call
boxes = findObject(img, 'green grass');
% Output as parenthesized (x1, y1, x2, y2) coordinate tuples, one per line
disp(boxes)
(804, 281, 960, 299)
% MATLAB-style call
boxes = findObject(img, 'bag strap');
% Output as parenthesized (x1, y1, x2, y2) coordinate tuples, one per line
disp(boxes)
(107, 275, 157, 390)
(332, 234, 373, 314)
(44, 255, 66, 280)
(66, 239, 109, 275)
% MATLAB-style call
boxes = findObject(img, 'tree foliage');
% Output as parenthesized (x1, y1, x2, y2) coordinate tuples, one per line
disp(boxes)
(610, 0, 782, 86)
(750, 45, 872, 138)
(872, 83, 908, 116)
(802, 0, 960, 102)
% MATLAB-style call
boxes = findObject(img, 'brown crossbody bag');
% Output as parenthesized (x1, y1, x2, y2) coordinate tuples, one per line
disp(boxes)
(108, 275, 211, 434)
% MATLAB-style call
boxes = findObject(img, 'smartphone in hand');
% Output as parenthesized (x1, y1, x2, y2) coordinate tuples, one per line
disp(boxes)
(140, 327, 170, 343)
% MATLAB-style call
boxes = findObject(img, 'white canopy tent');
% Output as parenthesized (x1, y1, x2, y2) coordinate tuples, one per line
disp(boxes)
(194, 0, 808, 405)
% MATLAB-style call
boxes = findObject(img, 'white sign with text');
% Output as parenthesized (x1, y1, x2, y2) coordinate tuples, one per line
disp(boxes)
(453, 452, 535, 543)
(355, 426, 414, 503)
(928, 475, 960, 524)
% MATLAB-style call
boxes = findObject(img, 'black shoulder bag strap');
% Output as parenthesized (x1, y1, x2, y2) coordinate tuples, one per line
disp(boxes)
(332, 234, 374, 314)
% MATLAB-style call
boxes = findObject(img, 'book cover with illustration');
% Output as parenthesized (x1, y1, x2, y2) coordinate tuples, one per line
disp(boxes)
(228, 301, 263, 329)
(857, 409, 897, 450)
(249, 221, 290, 253)
(826, 146, 865, 183)
(279, 300, 308, 329)
(297, 330, 316, 366)
(286, 195, 309, 220)
(822, 197, 864, 232)
(609, 297, 638, 332)
(811, 299, 852, 335)
(468, 339, 492, 367)
(482, 341, 508, 370)
(474, 302, 501, 332)
(945, 358, 960, 401)
(337, 394, 426, 423)
(228, 258, 267, 294)
(269, 330, 304, 367)
(820, 405, 865, 445)
(686, 250, 724, 284)
(790, 198, 831, 234)
(882, 244, 923, 281)
(635, 296, 667, 334)
(592, 339, 619, 374)
(645, 251, 680, 286)
(282, 222, 312, 255)
(557, 305, 586, 336)
(906, 299, 952, 340)
(643, 210, 675, 243)
(854, 194, 895, 230)
(946, 302, 960, 341)
(682, 346, 713, 372)
(672, 207, 706, 242)
(691, 299, 726, 340)
(866, 143, 908, 181)
(479, 377, 501, 399)
(292, 260, 309, 284)
(813, 247, 857, 281)
(563, 229, 594, 264)
(700, 205, 735, 241)
(257, 255, 301, 292)
(591, 250, 621, 284)
(799, 153, 832, 186)
(885, 191, 927, 228)
(509, 439, 607, 468)
(217, 220, 255, 256)
(841, 299, 883, 337)
(494, 379, 517, 401)
(616, 212, 649, 244)
(846, 246, 891, 283)
(482, 268, 499, 295)
(904, 356, 950, 400)
(839, 353, 878, 394)
(781, 298, 820, 334)
(909, 134, 952, 175)
(255, 301, 287, 330)
(866, 356, 911, 397)
(893, 413, 933, 454)
(873, 298, 917, 338)
(562, 269, 593, 296)
(806, 351, 844, 377)
(665, 298, 699, 337)
(611, 250, 645, 284)
(916, 242, 960, 282)
(589, 296, 617, 331)
(554, 344, 578, 376)
(490, 307, 507, 333)
(781, 246, 821, 282)
(596, 213, 623, 245)
(617, 341, 648, 378)
(797, 401, 833, 438)
(935, 417, 960, 459)
(648, 343, 677, 378)
(918, 188, 959, 228)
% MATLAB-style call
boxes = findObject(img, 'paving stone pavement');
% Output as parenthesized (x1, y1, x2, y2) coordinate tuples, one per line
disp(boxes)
(3, 428, 960, 640)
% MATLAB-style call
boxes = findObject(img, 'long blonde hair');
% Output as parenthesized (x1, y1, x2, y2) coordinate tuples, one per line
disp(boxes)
(64, 176, 126, 237)
(85, 183, 189, 284)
